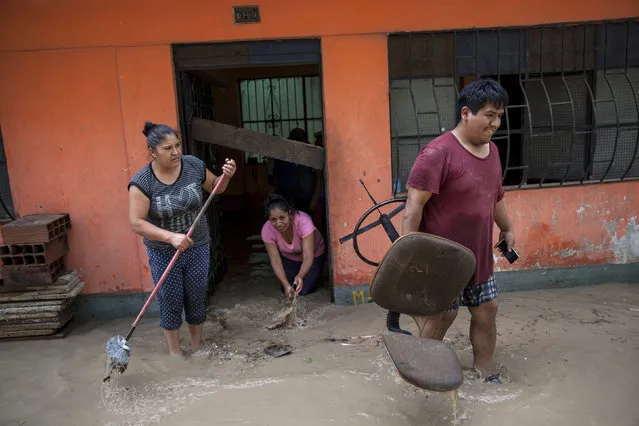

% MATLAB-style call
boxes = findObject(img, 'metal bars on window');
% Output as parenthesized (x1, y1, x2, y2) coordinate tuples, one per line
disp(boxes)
(240, 76, 323, 163)
(388, 19, 639, 191)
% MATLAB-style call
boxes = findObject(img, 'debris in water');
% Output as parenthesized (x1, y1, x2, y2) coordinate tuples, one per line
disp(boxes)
(212, 310, 229, 329)
(264, 344, 292, 358)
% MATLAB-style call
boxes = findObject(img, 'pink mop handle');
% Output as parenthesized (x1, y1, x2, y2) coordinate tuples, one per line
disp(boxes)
(131, 174, 227, 328)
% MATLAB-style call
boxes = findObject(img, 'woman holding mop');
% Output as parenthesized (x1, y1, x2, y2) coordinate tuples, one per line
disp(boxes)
(128, 121, 236, 356)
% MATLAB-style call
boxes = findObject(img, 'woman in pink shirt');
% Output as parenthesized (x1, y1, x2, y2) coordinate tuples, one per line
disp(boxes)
(261, 194, 326, 299)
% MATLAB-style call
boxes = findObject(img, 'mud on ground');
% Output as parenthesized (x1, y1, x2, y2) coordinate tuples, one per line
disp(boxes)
(0, 279, 637, 426)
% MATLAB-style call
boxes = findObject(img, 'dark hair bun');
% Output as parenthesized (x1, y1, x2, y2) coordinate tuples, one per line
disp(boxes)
(267, 193, 287, 204)
(142, 121, 156, 137)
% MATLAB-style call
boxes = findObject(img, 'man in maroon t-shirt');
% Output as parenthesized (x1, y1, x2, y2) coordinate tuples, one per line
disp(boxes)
(402, 79, 515, 384)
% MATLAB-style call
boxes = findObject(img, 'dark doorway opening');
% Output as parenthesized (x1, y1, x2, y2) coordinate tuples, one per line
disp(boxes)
(172, 39, 331, 304)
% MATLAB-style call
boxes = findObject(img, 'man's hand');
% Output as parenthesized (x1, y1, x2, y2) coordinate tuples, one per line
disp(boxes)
(498, 230, 515, 252)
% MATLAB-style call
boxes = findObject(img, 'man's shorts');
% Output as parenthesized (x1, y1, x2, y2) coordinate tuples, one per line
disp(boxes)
(447, 274, 498, 311)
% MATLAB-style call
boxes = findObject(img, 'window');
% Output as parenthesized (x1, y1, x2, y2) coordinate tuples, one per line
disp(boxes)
(240, 76, 323, 163)
(388, 19, 639, 191)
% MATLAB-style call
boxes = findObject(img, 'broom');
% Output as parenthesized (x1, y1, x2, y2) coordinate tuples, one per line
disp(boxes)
(103, 173, 227, 382)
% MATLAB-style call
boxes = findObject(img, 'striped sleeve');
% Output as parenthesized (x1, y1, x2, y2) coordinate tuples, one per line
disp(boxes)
(128, 165, 152, 199)
(184, 155, 207, 184)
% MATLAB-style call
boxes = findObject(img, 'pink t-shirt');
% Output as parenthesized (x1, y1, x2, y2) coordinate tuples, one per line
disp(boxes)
(261, 211, 326, 262)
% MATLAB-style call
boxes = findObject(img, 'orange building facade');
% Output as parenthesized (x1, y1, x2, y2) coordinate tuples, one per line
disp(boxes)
(0, 1, 637, 311)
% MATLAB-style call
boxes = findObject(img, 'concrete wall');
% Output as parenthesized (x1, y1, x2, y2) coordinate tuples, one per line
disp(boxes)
(0, 0, 637, 301)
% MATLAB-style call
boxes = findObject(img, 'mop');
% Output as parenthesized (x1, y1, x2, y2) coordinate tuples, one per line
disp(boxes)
(266, 293, 299, 330)
(103, 174, 227, 382)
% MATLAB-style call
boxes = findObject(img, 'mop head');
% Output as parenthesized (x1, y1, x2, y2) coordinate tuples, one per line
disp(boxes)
(266, 295, 299, 330)
(103, 335, 131, 382)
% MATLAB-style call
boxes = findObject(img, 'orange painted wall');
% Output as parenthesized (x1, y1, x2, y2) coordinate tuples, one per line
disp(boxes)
(0, 1, 637, 295)
(322, 35, 393, 285)
(493, 182, 639, 273)
(115, 45, 180, 292)
(0, 48, 143, 293)
(1, 0, 637, 51)
(0, 45, 178, 294)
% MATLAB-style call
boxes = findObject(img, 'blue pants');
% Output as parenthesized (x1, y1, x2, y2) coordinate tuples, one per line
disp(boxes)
(280, 253, 326, 296)
(146, 244, 210, 330)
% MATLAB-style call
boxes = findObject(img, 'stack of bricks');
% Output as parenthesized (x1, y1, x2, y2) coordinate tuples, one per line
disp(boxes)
(0, 213, 84, 340)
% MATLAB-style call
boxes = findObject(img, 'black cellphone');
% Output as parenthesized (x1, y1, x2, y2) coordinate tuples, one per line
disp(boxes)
(496, 239, 519, 264)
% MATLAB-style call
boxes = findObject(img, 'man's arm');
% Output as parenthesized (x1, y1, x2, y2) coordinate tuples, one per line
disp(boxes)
(402, 187, 433, 235)
(494, 199, 515, 251)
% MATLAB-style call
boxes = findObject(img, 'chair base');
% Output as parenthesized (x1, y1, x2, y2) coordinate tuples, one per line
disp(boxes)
(382, 332, 463, 392)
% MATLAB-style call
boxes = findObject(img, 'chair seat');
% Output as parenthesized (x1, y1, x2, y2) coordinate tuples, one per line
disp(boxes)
(382, 332, 463, 392)
(370, 233, 476, 316)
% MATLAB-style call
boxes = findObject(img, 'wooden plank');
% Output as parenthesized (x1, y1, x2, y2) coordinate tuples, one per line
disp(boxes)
(0, 299, 67, 308)
(0, 304, 74, 324)
(0, 318, 75, 340)
(0, 312, 72, 332)
(0, 311, 65, 321)
(191, 118, 324, 170)
(0, 299, 72, 315)
(0, 274, 79, 294)
(0, 329, 59, 338)
(0, 281, 84, 302)
(0, 313, 71, 325)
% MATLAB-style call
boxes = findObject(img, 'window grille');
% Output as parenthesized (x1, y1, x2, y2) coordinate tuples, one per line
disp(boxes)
(240, 76, 323, 163)
(388, 19, 639, 191)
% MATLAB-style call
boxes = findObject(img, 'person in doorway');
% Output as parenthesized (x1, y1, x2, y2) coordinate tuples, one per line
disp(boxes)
(261, 194, 326, 299)
(289, 128, 321, 215)
(273, 128, 321, 216)
(128, 121, 236, 356)
(399, 79, 515, 384)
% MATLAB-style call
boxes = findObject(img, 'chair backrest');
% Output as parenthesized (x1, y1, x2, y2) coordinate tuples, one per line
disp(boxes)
(369, 232, 476, 316)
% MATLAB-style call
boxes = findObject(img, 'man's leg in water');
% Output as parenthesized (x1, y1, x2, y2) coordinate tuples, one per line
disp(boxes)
(463, 275, 500, 380)
(468, 299, 498, 377)
(418, 308, 459, 340)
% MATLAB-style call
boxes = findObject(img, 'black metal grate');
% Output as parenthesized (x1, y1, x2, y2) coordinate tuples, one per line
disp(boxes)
(388, 19, 639, 191)
(239, 76, 323, 163)
(175, 71, 225, 294)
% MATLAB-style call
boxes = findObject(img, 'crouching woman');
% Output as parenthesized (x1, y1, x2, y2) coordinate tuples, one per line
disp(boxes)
(261, 194, 326, 299)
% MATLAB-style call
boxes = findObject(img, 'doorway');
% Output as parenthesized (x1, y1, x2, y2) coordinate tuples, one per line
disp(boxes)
(172, 39, 330, 303)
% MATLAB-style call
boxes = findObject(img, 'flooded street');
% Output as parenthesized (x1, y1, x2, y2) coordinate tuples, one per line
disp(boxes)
(0, 274, 638, 425)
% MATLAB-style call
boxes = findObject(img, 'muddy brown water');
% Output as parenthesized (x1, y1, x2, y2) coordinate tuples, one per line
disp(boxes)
(0, 279, 638, 426)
